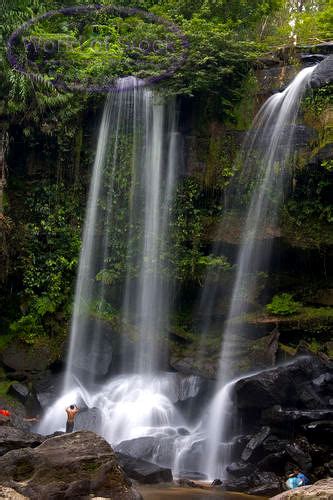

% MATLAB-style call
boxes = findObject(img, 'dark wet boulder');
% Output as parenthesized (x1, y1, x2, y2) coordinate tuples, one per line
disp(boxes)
(73, 407, 103, 433)
(116, 452, 172, 484)
(0, 426, 43, 456)
(233, 356, 332, 410)
(300, 54, 326, 64)
(311, 55, 333, 88)
(8, 383, 29, 404)
(249, 471, 282, 496)
(285, 441, 312, 472)
(0, 431, 141, 499)
(241, 426, 271, 462)
(226, 461, 256, 477)
(302, 420, 333, 439)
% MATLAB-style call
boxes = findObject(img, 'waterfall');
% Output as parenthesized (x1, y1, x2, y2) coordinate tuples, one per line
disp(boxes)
(39, 79, 191, 437)
(202, 65, 316, 479)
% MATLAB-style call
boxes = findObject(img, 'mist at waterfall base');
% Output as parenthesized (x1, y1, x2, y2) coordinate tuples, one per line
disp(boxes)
(39, 67, 315, 481)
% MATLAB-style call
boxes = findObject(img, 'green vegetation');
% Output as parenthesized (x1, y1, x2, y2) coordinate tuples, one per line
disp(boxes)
(266, 293, 301, 316)
(0, 0, 332, 366)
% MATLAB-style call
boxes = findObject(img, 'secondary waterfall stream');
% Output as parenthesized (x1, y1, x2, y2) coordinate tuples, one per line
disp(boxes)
(39, 67, 316, 480)
(202, 65, 316, 479)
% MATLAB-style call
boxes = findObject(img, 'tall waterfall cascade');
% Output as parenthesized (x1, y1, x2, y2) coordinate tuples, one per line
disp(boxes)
(39, 79, 202, 448)
(202, 65, 316, 480)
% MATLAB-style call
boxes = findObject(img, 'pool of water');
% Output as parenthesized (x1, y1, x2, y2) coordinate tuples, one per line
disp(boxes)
(138, 484, 267, 500)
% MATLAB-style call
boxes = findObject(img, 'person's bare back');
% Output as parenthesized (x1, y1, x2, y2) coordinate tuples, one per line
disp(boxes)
(65, 404, 79, 432)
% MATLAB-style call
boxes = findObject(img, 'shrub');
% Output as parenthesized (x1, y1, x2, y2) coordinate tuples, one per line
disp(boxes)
(266, 293, 301, 316)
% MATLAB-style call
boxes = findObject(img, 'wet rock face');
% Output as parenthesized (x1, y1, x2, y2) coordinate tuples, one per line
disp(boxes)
(218, 356, 333, 496)
(0, 431, 141, 499)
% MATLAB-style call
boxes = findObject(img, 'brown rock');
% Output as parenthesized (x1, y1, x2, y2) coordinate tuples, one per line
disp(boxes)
(0, 431, 141, 499)
(270, 478, 333, 499)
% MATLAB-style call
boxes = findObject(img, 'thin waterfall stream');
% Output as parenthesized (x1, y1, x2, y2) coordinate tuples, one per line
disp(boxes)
(201, 65, 316, 480)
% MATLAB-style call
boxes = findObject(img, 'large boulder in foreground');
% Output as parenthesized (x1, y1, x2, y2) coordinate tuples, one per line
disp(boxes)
(0, 431, 141, 499)
(271, 478, 333, 499)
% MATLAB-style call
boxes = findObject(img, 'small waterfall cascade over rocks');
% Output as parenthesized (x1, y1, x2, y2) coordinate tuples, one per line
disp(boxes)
(200, 65, 316, 480)
(39, 78, 202, 453)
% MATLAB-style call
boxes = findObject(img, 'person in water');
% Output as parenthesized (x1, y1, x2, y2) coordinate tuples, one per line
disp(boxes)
(286, 468, 310, 489)
(66, 404, 79, 433)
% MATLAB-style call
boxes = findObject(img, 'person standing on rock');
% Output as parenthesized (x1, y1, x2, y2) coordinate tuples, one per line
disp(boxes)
(66, 404, 79, 433)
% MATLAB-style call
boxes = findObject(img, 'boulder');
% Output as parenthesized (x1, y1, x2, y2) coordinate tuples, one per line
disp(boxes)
(0, 426, 43, 456)
(116, 452, 172, 484)
(233, 356, 332, 410)
(270, 478, 333, 499)
(250, 471, 282, 496)
(241, 426, 271, 462)
(285, 442, 312, 472)
(73, 407, 103, 433)
(0, 431, 141, 499)
(8, 383, 29, 404)
(1, 339, 62, 372)
(116, 437, 159, 462)
(257, 451, 286, 473)
(302, 420, 333, 439)
(226, 461, 256, 477)
(311, 55, 333, 88)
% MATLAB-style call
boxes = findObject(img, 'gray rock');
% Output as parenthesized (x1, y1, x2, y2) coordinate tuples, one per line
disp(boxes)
(311, 55, 333, 88)
(116, 452, 172, 484)
(241, 426, 271, 462)
(226, 461, 256, 477)
(0, 426, 43, 456)
(116, 437, 160, 462)
(8, 383, 29, 403)
(285, 442, 312, 472)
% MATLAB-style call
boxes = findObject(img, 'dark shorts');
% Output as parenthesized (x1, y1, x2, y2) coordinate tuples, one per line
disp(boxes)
(66, 421, 74, 433)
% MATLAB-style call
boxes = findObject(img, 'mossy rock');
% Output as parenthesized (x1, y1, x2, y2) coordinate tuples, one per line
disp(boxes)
(1, 336, 64, 372)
